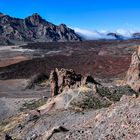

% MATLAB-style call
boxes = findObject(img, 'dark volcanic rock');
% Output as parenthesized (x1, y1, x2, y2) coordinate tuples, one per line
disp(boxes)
(0, 13, 81, 45)
(132, 32, 140, 39)
(0, 40, 135, 79)
(107, 32, 124, 40)
(5, 134, 13, 140)
(82, 75, 100, 85)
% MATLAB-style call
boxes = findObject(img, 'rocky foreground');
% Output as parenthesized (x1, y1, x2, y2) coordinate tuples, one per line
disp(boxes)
(0, 47, 140, 140)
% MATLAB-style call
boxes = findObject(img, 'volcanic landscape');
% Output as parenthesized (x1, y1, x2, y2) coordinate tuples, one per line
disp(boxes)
(0, 40, 139, 98)
(1, 40, 140, 139)
(1, 40, 139, 80)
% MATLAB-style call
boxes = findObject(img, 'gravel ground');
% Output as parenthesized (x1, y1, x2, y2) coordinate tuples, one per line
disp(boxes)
(0, 97, 38, 121)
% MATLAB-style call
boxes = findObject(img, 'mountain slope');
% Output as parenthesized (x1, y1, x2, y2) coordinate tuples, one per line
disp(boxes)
(0, 13, 81, 45)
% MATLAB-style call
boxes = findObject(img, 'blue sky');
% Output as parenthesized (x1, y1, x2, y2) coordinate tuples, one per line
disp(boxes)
(0, 0, 140, 31)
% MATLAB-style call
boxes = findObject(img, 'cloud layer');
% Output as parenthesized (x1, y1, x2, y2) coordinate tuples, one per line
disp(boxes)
(73, 27, 140, 40)
(74, 28, 115, 40)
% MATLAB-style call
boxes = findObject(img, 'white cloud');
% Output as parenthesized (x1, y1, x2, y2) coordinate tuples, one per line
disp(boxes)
(73, 27, 115, 40)
(73, 27, 140, 40)
(116, 29, 133, 38)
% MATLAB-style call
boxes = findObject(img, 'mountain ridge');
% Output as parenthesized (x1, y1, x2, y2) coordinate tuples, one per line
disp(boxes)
(0, 12, 81, 45)
(1, 12, 140, 46)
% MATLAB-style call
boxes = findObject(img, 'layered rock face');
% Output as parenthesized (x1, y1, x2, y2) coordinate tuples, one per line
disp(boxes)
(0, 13, 81, 45)
(126, 46, 140, 92)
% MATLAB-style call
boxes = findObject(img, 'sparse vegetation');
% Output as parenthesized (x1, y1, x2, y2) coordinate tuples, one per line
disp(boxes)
(97, 85, 138, 102)
(25, 73, 49, 89)
(20, 98, 48, 111)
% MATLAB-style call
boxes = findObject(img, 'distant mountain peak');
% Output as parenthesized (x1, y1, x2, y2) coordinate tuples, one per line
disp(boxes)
(30, 13, 42, 19)
(32, 13, 41, 16)
(59, 23, 67, 27)
(0, 12, 5, 17)
(0, 12, 81, 45)
(25, 13, 44, 25)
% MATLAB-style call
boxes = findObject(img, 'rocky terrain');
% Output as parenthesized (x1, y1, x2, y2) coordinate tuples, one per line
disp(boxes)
(0, 12, 81, 45)
(0, 41, 140, 140)
(0, 64, 139, 140)
(126, 46, 140, 92)
(1, 40, 140, 80)
(2, 12, 140, 47)
(0, 47, 140, 140)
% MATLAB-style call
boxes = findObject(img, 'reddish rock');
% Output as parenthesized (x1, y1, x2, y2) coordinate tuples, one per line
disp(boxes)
(126, 46, 140, 92)
(49, 68, 97, 97)
(50, 69, 59, 97)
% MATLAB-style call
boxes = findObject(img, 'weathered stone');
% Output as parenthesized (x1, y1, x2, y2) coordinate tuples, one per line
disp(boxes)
(126, 46, 140, 92)
(49, 68, 102, 97)
(50, 68, 87, 97)
(50, 69, 59, 97)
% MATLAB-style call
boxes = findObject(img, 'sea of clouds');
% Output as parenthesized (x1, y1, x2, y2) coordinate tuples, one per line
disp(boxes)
(73, 27, 140, 40)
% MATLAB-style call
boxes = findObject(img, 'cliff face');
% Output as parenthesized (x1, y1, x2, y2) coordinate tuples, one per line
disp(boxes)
(0, 13, 81, 45)
(126, 46, 140, 92)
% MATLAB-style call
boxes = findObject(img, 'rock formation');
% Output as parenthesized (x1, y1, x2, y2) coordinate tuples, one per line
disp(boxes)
(126, 46, 140, 92)
(50, 68, 81, 97)
(0, 13, 81, 45)
(50, 69, 59, 97)
(49, 68, 98, 97)
(0, 66, 138, 140)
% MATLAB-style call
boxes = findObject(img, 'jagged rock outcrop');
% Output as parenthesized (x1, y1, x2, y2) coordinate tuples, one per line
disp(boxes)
(126, 46, 140, 92)
(47, 68, 137, 111)
(0, 67, 138, 140)
(50, 68, 82, 97)
(0, 13, 81, 45)
(49, 68, 98, 97)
